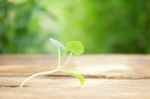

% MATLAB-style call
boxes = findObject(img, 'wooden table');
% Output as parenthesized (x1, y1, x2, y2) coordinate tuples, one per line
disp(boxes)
(0, 55, 150, 99)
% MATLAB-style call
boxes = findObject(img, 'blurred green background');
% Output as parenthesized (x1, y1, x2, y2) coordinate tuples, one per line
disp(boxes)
(0, 0, 150, 54)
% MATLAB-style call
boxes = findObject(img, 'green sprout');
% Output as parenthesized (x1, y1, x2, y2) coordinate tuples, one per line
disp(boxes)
(20, 38, 85, 88)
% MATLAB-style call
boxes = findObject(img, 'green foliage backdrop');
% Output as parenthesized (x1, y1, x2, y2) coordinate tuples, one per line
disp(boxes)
(0, 0, 150, 54)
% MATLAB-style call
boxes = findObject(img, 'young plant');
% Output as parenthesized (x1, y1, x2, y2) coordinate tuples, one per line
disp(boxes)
(20, 38, 85, 88)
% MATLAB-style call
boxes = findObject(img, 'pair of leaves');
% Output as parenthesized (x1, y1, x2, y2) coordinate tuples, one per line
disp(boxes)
(50, 38, 85, 87)
(50, 39, 84, 65)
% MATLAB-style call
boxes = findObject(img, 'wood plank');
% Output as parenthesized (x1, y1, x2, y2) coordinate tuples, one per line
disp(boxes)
(0, 76, 150, 99)
(0, 55, 150, 79)
(0, 55, 150, 99)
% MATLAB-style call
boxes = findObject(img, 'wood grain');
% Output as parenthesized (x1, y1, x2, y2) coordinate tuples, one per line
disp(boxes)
(0, 55, 150, 99)
(0, 77, 150, 99)
(0, 55, 150, 78)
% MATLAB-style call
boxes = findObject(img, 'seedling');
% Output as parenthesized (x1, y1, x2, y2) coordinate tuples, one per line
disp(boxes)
(20, 38, 85, 88)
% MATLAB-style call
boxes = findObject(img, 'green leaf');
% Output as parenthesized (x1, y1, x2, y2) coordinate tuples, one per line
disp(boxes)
(66, 41, 84, 55)
(49, 38, 66, 65)
(63, 70, 85, 88)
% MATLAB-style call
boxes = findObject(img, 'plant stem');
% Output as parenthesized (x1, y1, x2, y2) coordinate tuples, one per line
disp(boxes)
(20, 45, 63, 88)
(61, 51, 73, 69)
(19, 66, 60, 88)
(58, 48, 61, 67)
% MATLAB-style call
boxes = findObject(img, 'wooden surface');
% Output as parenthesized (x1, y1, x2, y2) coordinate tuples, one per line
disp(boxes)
(0, 55, 150, 99)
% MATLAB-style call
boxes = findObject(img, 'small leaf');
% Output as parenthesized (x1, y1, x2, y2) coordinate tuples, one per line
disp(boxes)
(66, 41, 84, 55)
(63, 70, 85, 88)
(50, 38, 66, 63)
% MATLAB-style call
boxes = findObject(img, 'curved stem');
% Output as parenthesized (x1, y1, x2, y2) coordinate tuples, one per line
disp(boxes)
(19, 66, 60, 88)
(20, 45, 63, 88)
(58, 48, 61, 67)
(61, 51, 73, 69)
